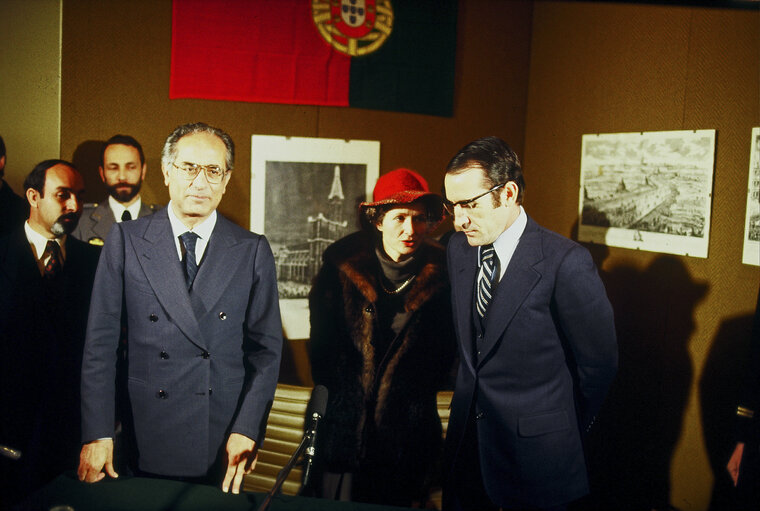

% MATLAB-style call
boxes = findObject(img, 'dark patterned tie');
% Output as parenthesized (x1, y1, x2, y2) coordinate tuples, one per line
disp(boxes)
(476, 244, 498, 320)
(121, 210, 132, 221)
(43, 240, 62, 279)
(180, 231, 199, 290)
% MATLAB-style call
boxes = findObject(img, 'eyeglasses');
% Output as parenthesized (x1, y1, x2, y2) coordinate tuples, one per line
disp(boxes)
(171, 162, 229, 184)
(443, 181, 508, 215)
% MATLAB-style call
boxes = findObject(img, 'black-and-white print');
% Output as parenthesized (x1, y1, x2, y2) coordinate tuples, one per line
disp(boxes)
(251, 135, 380, 338)
(578, 130, 716, 258)
(743, 127, 760, 266)
(264, 161, 367, 298)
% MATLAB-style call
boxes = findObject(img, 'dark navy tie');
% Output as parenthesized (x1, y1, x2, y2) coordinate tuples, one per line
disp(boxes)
(180, 231, 199, 290)
(121, 210, 132, 221)
(476, 244, 498, 320)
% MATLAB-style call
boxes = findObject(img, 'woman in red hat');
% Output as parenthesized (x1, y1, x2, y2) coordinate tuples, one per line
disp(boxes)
(308, 168, 457, 506)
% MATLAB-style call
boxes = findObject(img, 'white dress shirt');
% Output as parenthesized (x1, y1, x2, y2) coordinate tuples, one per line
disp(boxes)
(108, 195, 143, 223)
(24, 221, 66, 276)
(166, 200, 216, 263)
(479, 205, 527, 282)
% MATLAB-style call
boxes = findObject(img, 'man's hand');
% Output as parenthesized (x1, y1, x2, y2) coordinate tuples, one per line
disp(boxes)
(78, 438, 118, 483)
(727, 442, 745, 486)
(222, 432, 257, 494)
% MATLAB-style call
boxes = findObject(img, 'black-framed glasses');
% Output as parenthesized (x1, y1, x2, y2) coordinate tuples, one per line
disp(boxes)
(171, 162, 229, 184)
(443, 181, 508, 215)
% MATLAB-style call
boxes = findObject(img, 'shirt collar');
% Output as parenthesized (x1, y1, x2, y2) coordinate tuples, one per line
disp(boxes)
(24, 220, 66, 261)
(108, 195, 142, 222)
(493, 205, 527, 254)
(478, 206, 527, 281)
(166, 200, 217, 241)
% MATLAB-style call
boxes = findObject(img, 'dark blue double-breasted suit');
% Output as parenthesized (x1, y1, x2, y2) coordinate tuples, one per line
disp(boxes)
(80, 207, 282, 476)
(444, 216, 617, 509)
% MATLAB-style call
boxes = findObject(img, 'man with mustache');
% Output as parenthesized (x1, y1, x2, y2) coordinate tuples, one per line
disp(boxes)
(72, 135, 155, 245)
(0, 160, 101, 506)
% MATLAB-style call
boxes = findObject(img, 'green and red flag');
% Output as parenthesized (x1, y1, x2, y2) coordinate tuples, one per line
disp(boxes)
(170, 0, 457, 117)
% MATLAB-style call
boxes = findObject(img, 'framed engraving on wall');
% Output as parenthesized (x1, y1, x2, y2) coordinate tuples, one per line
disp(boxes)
(250, 135, 380, 339)
(743, 127, 760, 266)
(577, 130, 716, 258)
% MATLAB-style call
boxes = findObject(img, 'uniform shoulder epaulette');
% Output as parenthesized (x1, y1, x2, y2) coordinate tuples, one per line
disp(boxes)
(736, 406, 755, 419)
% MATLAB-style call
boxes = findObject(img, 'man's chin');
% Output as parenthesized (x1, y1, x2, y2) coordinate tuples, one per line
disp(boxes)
(113, 191, 138, 203)
(109, 184, 140, 203)
(51, 215, 80, 236)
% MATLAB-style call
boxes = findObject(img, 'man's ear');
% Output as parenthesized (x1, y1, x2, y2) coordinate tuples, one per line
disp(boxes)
(503, 181, 518, 205)
(98, 166, 106, 183)
(26, 188, 39, 208)
(162, 163, 170, 186)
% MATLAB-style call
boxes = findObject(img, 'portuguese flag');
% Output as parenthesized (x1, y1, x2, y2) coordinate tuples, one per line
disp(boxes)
(170, 0, 457, 117)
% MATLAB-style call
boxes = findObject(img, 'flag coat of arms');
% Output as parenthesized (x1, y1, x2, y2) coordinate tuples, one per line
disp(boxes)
(170, 0, 457, 116)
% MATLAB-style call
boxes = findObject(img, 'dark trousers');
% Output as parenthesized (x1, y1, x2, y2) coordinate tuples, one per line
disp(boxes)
(445, 409, 500, 511)
(444, 409, 569, 511)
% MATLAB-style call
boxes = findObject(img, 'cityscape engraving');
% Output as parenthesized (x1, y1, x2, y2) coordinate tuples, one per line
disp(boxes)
(578, 130, 716, 258)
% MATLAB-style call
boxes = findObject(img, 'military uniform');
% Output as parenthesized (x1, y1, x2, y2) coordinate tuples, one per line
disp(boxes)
(72, 200, 156, 245)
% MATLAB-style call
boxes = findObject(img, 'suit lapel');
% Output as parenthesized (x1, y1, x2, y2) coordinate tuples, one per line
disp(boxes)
(132, 211, 206, 350)
(452, 242, 479, 372)
(190, 216, 243, 314)
(0, 228, 42, 285)
(478, 219, 543, 368)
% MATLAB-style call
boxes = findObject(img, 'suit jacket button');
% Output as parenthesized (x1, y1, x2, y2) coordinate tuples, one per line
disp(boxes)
(149, 314, 158, 322)
(156, 390, 167, 399)
(475, 411, 485, 420)
(201, 350, 210, 359)
(160, 351, 169, 359)
(218, 311, 227, 320)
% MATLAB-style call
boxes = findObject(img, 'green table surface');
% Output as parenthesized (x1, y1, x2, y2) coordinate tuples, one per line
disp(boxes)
(24, 473, 413, 511)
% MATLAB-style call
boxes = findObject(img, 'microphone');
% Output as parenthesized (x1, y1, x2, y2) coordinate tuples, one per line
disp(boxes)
(256, 385, 328, 511)
(301, 385, 328, 491)
(0, 444, 22, 461)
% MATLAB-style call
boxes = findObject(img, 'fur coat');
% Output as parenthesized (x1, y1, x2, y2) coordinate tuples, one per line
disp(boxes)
(309, 231, 457, 503)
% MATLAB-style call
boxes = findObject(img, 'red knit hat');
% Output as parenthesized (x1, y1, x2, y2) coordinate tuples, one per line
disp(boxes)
(360, 168, 441, 208)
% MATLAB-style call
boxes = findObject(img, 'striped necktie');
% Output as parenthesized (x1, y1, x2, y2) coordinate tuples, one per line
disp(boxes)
(476, 244, 498, 320)
(180, 231, 199, 290)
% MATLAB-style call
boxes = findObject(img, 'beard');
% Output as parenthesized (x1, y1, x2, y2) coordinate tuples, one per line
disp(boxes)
(50, 212, 80, 237)
(107, 181, 141, 203)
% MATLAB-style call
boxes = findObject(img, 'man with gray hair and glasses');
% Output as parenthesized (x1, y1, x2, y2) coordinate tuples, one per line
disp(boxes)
(78, 122, 283, 494)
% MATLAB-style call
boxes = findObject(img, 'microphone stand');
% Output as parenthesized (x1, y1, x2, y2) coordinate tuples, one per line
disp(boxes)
(255, 413, 318, 511)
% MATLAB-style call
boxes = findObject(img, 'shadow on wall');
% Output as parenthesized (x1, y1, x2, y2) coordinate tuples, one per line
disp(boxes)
(572, 216, 708, 510)
(72, 140, 107, 204)
(700, 311, 755, 510)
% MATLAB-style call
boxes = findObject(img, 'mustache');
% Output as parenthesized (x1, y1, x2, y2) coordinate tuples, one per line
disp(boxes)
(50, 212, 80, 237)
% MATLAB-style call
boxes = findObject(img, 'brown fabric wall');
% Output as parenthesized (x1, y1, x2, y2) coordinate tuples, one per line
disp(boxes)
(524, 2, 759, 509)
(59, 0, 532, 229)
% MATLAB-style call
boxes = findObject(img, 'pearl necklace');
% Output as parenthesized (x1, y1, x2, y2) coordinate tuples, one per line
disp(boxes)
(380, 274, 416, 295)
